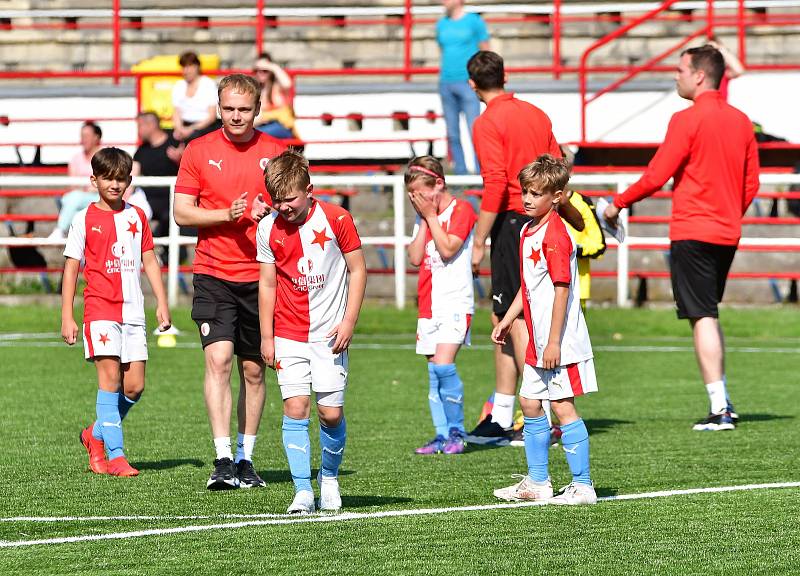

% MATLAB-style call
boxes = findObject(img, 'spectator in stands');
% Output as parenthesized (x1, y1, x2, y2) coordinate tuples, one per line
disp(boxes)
(437, 0, 490, 175)
(48, 121, 103, 240)
(132, 112, 181, 239)
(253, 53, 297, 141)
(604, 45, 760, 431)
(707, 35, 744, 101)
(171, 51, 221, 144)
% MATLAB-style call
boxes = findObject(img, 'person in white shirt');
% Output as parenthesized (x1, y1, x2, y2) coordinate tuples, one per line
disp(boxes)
(171, 51, 220, 144)
(405, 156, 477, 456)
(492, 154, 598, 506)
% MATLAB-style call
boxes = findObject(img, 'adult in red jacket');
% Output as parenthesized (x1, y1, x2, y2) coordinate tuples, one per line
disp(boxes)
(467, 51, 582, 442)
(605, 45, 759, 432)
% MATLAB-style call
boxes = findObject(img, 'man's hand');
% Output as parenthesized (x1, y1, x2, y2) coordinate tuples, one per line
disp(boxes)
(251, 193, 271, 222)
(471, 242, 485, 276)
(261, 336, 275, 368)
(327, 319, 355, 354)
(61, 316, 78, 345)
(604, 202, 621, 229)
(229, 192, 249, 221)
(542, 342, 561, 370)
(166, 143, 185, 164)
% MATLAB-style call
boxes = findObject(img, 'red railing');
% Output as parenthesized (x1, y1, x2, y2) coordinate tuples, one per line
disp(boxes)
(0, 2, 798, 87)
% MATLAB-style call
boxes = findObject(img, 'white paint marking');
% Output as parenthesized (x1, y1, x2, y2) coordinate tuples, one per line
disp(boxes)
(2, 339, 797, 354)
(1, 482, 798, 548)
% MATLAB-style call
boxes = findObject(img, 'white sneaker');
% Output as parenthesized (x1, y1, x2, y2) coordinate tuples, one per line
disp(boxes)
(287, 489, 316, 514)
(493, 475, 553, 502)
(549, 482, 597, 505)
(47, 228, 65, 241)
(317, 472, 342, 513)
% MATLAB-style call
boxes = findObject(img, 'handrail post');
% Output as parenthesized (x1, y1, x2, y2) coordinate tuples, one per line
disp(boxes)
(112, 0, 121, 85)
(167, 183, 179, 308)
(707, 0, 714, 39)
(616, 179, 630, 308)
(553, 0, 562, 80)
(403, 0, 413, 81)
(256, 0, 265, 55)
(393, 177, 406, 309)
(737, 0, 747, 67)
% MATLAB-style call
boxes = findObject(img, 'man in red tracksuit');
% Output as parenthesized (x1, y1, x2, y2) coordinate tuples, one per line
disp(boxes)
(605, 45, 760, 431)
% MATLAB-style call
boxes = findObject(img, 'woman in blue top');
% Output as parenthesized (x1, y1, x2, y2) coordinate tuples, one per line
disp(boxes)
(437, 0, 490, 175)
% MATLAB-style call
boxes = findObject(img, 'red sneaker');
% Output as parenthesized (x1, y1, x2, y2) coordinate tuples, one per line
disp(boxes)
(107, 456, 139, 477)
(80, 425, 108, 474)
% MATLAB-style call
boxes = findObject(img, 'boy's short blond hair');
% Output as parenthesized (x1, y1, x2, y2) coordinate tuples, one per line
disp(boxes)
(91, 147, 132, 181)
(217, 73, 260, 107)
(264, 149, 311, 201)
(518, 154, 571, 195)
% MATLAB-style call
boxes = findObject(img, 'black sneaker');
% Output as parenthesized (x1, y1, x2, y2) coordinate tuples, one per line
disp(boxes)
(692, 412, 735, 432)
(236, 459, 266, 488)
(726, 403, 739, 423)
(509, 428, 524, 447)
(206, 457, 239, 490)
(466, 415, 513, 445)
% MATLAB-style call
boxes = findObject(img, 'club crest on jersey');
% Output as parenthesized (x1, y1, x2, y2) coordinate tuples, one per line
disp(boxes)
(296, 256, 315, 276)
(259, 157, 270, 170)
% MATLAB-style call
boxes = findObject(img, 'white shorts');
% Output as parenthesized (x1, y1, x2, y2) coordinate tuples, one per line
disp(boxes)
(274, 336, 348, 405)
(415, 313, 472, 356)
(83, 321, 148, 363)
(520, 358, 598, 401)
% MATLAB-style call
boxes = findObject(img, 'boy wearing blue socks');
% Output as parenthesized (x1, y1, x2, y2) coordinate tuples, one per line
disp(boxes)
(61, 147, 171, 477)
(256, 150, 366, 514)
(491, 154, 598, 505)
(405, 156, 476, 455)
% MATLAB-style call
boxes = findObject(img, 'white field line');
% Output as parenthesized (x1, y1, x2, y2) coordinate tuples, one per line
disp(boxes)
(1, 482, 799, 548)
(1, 338, 797, 354)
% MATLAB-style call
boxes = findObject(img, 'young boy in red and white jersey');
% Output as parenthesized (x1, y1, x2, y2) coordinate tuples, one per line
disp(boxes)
(406, 156, 477, 455)
(61, 147, 171, 478)
(491, 154, 598, 505)
(256, 150, 367, 514)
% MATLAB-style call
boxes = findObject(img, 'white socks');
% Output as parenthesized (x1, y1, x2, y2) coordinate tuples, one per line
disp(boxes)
(213, 436, 233, 461)
(491, 393, 516, 429)
(705, 380, 727, 415)
(235, 433, 257, 463)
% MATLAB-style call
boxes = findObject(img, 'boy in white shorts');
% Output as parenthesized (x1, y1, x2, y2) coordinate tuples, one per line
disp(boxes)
(491, 154, 598, 505)
(406, 156, 477, 455)
(257, 150, 366, 514)
(61, 147, 171, 478)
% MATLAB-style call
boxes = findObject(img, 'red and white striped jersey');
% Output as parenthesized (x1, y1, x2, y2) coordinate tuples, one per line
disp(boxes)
(256, 199, 362, 343)
(64, 202, 154, 326)
(414, 198, 476, 318)
(520, 210, 592, 367)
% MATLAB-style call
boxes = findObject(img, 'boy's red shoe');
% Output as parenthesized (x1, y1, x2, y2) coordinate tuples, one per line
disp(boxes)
(107, 456, 139, 477)
(80, 425, 108, 474)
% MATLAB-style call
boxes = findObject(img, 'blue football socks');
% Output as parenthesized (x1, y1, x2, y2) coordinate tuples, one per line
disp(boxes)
(95, 390, 125, 460)
(319, 417, 346, 478)
(427, 363, 449, 437)
(561, 418, 592, 485)
(282, 416, 312, 492)
(434, 363, 465, 434)
(524, 415, 551, 482)
(118, 394, 137, 421)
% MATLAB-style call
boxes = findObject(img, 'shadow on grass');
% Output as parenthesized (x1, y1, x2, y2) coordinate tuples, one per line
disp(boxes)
(341, 495, 414, 508)
(259, 468, 357, 484)
(595, 487, 619, 498)
(135, 458, 205, 471)
(738, 413, 794, 424)
(585, 418, 634, 435)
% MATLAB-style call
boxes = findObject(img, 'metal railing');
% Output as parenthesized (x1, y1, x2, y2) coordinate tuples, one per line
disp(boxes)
(2, 172, 800, 308)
